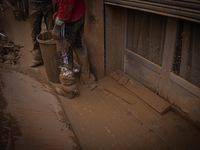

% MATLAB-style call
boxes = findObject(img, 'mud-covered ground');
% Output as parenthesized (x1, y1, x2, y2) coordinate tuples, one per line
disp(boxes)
(1, 1, 200, 150)
(0, 67, 79, 150)
(0, 2, 80, 150)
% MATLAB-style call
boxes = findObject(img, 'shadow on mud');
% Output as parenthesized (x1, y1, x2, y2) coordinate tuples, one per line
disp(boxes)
(0, 73, 21, 150)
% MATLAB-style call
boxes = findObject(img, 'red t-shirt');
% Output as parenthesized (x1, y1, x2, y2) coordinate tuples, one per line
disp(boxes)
(53, 0, 86, 23)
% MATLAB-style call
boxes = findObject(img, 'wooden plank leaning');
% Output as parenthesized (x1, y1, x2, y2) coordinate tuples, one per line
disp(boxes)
(110, 70, 171, 115)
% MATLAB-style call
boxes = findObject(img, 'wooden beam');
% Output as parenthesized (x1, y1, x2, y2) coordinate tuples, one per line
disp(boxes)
(104, 0, 200, 23)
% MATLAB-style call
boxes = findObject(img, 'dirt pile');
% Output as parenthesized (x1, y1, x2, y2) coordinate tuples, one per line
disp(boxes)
(0, 33, 22, 65)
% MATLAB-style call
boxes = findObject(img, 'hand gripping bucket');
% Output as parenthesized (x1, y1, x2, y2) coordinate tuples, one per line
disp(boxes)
(37, 31, 60, 83)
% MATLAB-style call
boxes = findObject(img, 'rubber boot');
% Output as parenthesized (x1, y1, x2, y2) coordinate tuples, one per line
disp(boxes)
(55, 67, 78, 99)
(55, 84, 78, 99)
(74, 45, 97, 90)
(29, 49, 43, 67)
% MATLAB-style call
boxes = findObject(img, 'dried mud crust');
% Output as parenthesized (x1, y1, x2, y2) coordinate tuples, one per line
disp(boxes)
(0, 70, 21, 149)
(0, 67, 81, 150)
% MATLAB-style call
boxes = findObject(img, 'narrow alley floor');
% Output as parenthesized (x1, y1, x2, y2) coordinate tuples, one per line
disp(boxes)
(1, 1, 200, 150)
(0, 67, 79, 150)
(0, 1, 79, 150)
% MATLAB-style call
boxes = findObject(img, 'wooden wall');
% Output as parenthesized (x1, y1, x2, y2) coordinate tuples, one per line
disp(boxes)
(105, 5, 124, 76)
(84, 0, 105, 80)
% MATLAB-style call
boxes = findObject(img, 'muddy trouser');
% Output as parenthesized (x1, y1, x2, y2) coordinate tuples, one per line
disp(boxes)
(56, 17, 93, 94)
(29, 1, 53, 60)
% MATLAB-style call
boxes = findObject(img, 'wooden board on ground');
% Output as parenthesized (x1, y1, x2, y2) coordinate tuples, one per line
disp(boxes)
(58, 78, 173, 150)
(110, 70, 171, 115)
(105, 84, 140, 105)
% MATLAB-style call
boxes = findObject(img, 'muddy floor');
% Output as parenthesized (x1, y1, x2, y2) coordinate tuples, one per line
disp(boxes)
(0, 2, 80, 149)
(1, 1, 200, 150)
(0, 68, 79, 150)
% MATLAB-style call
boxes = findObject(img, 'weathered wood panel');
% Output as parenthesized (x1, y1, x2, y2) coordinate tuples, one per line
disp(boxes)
(110, 70, 171, 115)
(105, 0, 200, 23)
(158, 17, 178, 99)
(84, 0, 104, 80)
(167, 76, 200, 130)
(124, 55, 161, 92)
(105, 5, 124, 76)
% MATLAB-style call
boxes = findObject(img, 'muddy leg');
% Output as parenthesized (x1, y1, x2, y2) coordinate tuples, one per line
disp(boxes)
(29, 49, 43, 67)
(74, 43, 97, 90)
(73, 18, 97, 90)
(29, 2, 43, 67)
(55, 39, 78, 99)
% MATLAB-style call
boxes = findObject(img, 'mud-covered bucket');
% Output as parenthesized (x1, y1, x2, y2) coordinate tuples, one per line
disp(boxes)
(37, 31, 60, 83)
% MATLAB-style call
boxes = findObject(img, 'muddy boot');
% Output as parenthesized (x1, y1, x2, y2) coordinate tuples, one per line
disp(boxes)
(56, 67, 78, 99)
(80, 73, 97, 90)
(74, 46, 97, 90)
(29, 49, 43, 67)
(55, 84, 78, 99)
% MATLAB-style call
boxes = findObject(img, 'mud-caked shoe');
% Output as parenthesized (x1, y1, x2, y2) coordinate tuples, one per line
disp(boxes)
(29, 60, 43, 68)
(83, 80, 97, 90)
(89, 81, 97, 90)
(55, 87, 76, 99)
(80, 73, 97, 90)
(55, 83, 79, 99)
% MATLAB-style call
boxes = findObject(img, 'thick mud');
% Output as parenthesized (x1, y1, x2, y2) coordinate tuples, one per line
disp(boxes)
(0, 68, 79, 150)
(1, 1, 200, 150)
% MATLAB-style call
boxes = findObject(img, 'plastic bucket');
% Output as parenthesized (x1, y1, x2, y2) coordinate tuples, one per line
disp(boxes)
(37, 31, 60, 83)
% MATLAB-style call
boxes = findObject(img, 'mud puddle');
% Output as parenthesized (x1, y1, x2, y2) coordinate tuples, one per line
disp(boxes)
(0, 67, 79, 150)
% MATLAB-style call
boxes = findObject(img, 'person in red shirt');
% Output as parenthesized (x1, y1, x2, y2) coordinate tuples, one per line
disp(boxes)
(52, 0, 97, 99)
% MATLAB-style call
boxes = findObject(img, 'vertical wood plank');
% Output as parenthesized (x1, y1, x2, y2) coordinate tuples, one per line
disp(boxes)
(123, 8, 127, 72)
(159, 17, 178, 99)
(84, 0, 105, 79)
(105, 5, 124, 76)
